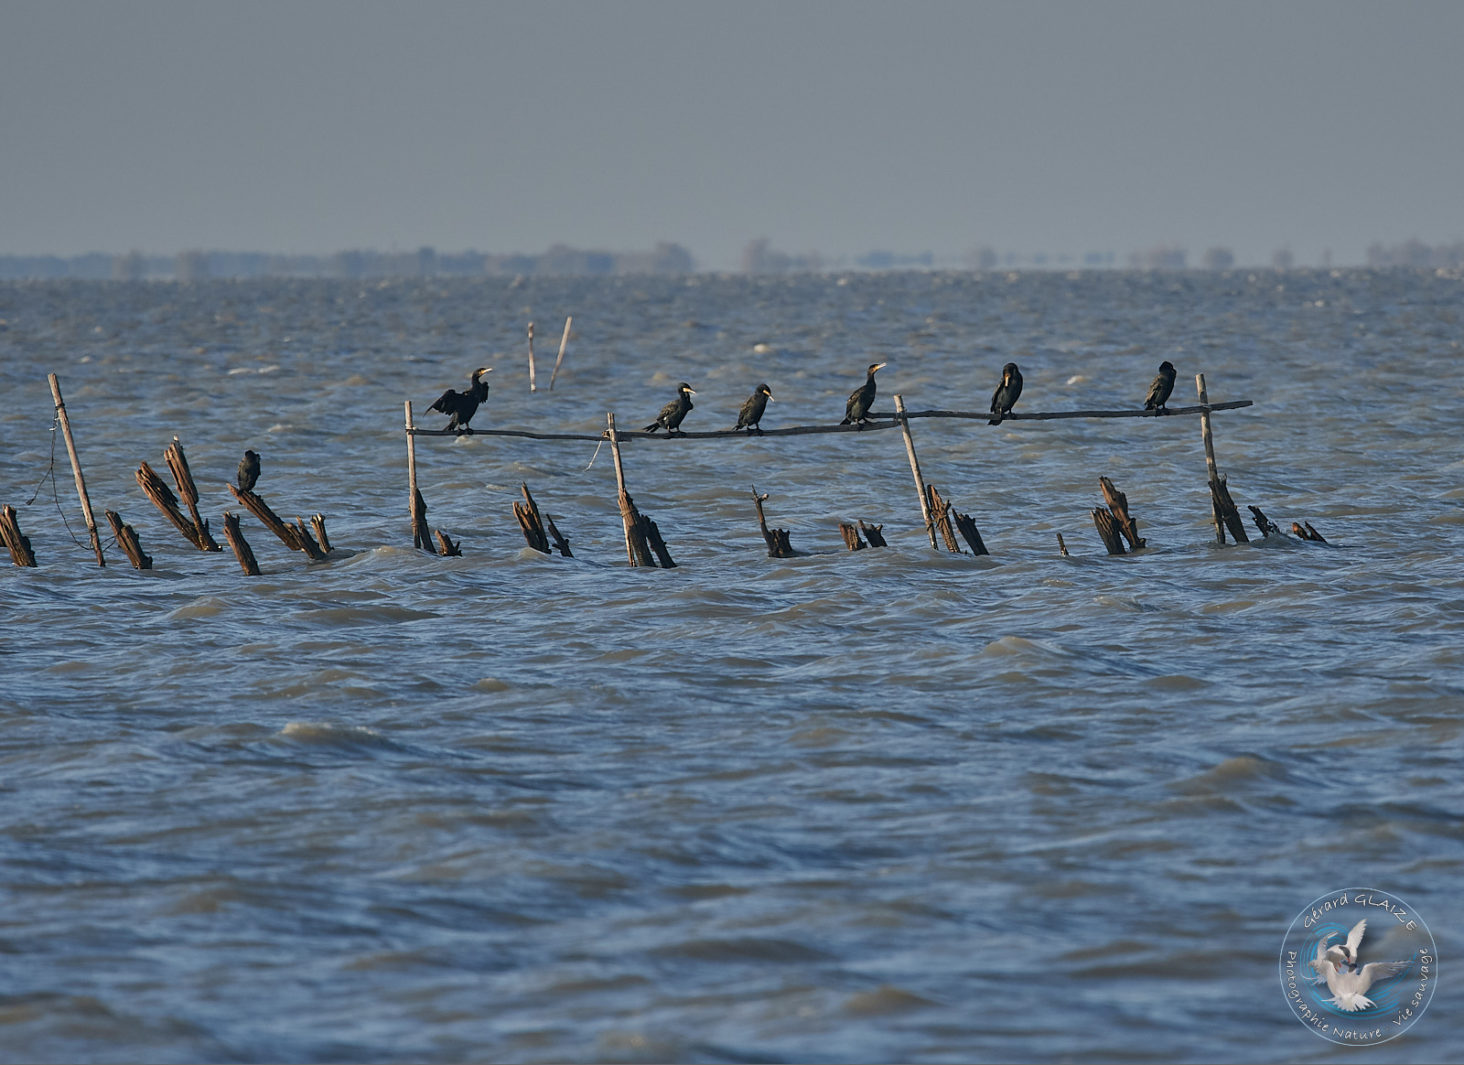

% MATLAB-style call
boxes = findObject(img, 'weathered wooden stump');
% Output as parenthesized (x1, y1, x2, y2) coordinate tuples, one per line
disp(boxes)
(105, 510, 152, 570)
(639, 513, 677, 568)
(435, 529, 462, 556)
(1, 505, 37, 567)
(1291, 521, 1328, 543)
(221, 511, 260, 575)
(751, 487, 794, 558)
(164, 439, 220, 551)
(138, 461, 217, 551)
(1247, 505, 1282, 538)
(226, 484, 324, 558)
(293, 517, 327, 561)
(1099, 476, 1145, 550)
(514, 482, 571, 556)
(859, 521, 886, 547)
(954, 511, 989, 555)
(927, 486, 960, 552)
(1092, 507, 1127, 555)
(310, 514, 333, 554)
(1056, 532, 1070, 557)
(839, 523, 866, 551)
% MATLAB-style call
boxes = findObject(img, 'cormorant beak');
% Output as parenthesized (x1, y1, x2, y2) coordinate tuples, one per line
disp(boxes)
(766, 391, 775, 401)
(686, 387, 697, 394)
(874, 362, 887, 372)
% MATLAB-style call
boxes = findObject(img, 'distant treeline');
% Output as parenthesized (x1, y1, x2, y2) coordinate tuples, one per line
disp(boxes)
(1364, 239, 1464, 268)
(0, 242, 697, 281)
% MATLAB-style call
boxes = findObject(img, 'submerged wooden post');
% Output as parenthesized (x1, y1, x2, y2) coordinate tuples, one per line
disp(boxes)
(164, 438, 220, 550)
(549, 315, 572, 390)
(514, 482, 552, 554)
(839, 523, 866, 551)
(606, 413, 655, 567)
(927, 485, 960, 552)
(894, 394, 937, 549)
(859, 521, 886, 547)
(221, 512, 260, 575)
(105, 510, 152, 570)
(1248, 505, 1281, 538)
(309, 514, 332, 554)
(1, 505, 38, 567)
(1196, 373, 1248, 544)
(405, 400, 430, 551)
(47, 373, 104, 566)
(1099, 476, 1145, 550)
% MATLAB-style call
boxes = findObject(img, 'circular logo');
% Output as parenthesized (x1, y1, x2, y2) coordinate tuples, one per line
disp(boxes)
(1278, 888, 1436, 1045)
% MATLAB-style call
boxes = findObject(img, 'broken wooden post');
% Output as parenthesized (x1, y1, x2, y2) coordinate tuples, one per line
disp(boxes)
(1292, 521, 1328, 543)
(606, 413, 655, 567)
(221, 512, 260, 575)
(894, 394, 937, 549)
(544, 513, 572, 557)
(926, 485, 961, 552)
(859, 521, 886, 547)
(435, 529, 462, 556)
(513, 483, 552, 553)
(1056, 532, 1070, 557)
(104, 510, 151, 570)
(1248, 505, 1281, 538)
(226, 484, 314, 553)
(1, 505, 37, 567)
(138, 461, 215, 551)
(293, 517, 327, 560)
(1099, 476, 1145, 550)
(46, 373, 104, 566)
(1092, 507, 1127, 555)
(1196, 373, 1248, 544)
(839, 523, 866, 551)
(751, 486, 794, 558)
(953, 510, 989, 555)
(527, 320, 537, 392)
(639, 513, 677, 568)
(309, 514, 332, 554)
(549, 315, 572, 390)
(164, 438, 220, 550)
(405, 400, 432, 551)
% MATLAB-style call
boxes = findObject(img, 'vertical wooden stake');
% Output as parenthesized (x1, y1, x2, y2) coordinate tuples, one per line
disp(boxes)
(405, 399, 428, 550)
(527, 321, 537, 392)
(47, 373, 105, 566)
(606, 413, 637, 566)
(549, 315, 572, 390)
(1196, 373, 1223, 544)
(894, 394, 937, 549)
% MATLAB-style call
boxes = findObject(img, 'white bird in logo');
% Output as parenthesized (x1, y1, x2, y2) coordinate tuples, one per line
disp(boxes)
(1317, 954, 1411, 1011)
(1335, 918, 1368, 972)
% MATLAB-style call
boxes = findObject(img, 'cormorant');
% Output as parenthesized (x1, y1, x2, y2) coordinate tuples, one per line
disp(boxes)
(989, 362, 1023, 424)
(1144, 360, 1177, 411)
(734, 383, 774, 432)
(429, 367, 492, 433)
(840, 362, 886, 425)
(237, 449, 260, 493)
(645, 382, 696, 434)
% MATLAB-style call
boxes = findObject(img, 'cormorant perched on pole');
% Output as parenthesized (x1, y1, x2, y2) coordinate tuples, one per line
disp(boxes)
(428, 367, 492, 433)
(734, 383, 774, 432)
(840, 362, 886, 425)
(989, 362, 1023, 424)
(1144, 360, 1177, 411)
(236, 449, 260, 493)
(645, 382, 696, 434)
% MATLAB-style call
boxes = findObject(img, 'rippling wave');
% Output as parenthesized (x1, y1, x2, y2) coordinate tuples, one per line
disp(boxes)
(1, 270, 1461, 1061)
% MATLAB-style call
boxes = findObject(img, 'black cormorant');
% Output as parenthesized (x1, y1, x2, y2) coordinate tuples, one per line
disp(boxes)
(840, 362, 886, 425)
(645, 382, 696, 433)
(237, 449, 260, 493)
(1144, 360, 1176, 411)
(989, 362, 1023, 424)
(429, 367, 492, 433)
(734, 383, 774, 432)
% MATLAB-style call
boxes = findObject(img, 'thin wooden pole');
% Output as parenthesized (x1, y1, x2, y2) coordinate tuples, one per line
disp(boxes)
(527, 321, 537, 392)
(549, 315, 572, 390)
(1196, 373, 1224, 544)
(405, 399, 426, 550)
(606, 413, 637, 565)
(894, 394, 937, 549)
(46, 373, 104, 566)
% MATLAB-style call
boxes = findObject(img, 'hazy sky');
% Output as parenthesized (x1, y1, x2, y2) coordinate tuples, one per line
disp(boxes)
(4, 1, 1462, 269)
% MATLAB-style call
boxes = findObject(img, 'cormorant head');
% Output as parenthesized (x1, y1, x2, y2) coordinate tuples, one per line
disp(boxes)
(472, 366, 493, 380)
(868, 362, 887, 375)
(677, 382, 696, 395)
(757, 383, 773, 399)
(1002, 362, 1019, 381)
(1159, 360, 1175, 374)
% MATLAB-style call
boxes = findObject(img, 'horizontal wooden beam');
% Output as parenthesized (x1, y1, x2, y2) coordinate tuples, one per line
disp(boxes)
(406, 399, 1253, 442)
